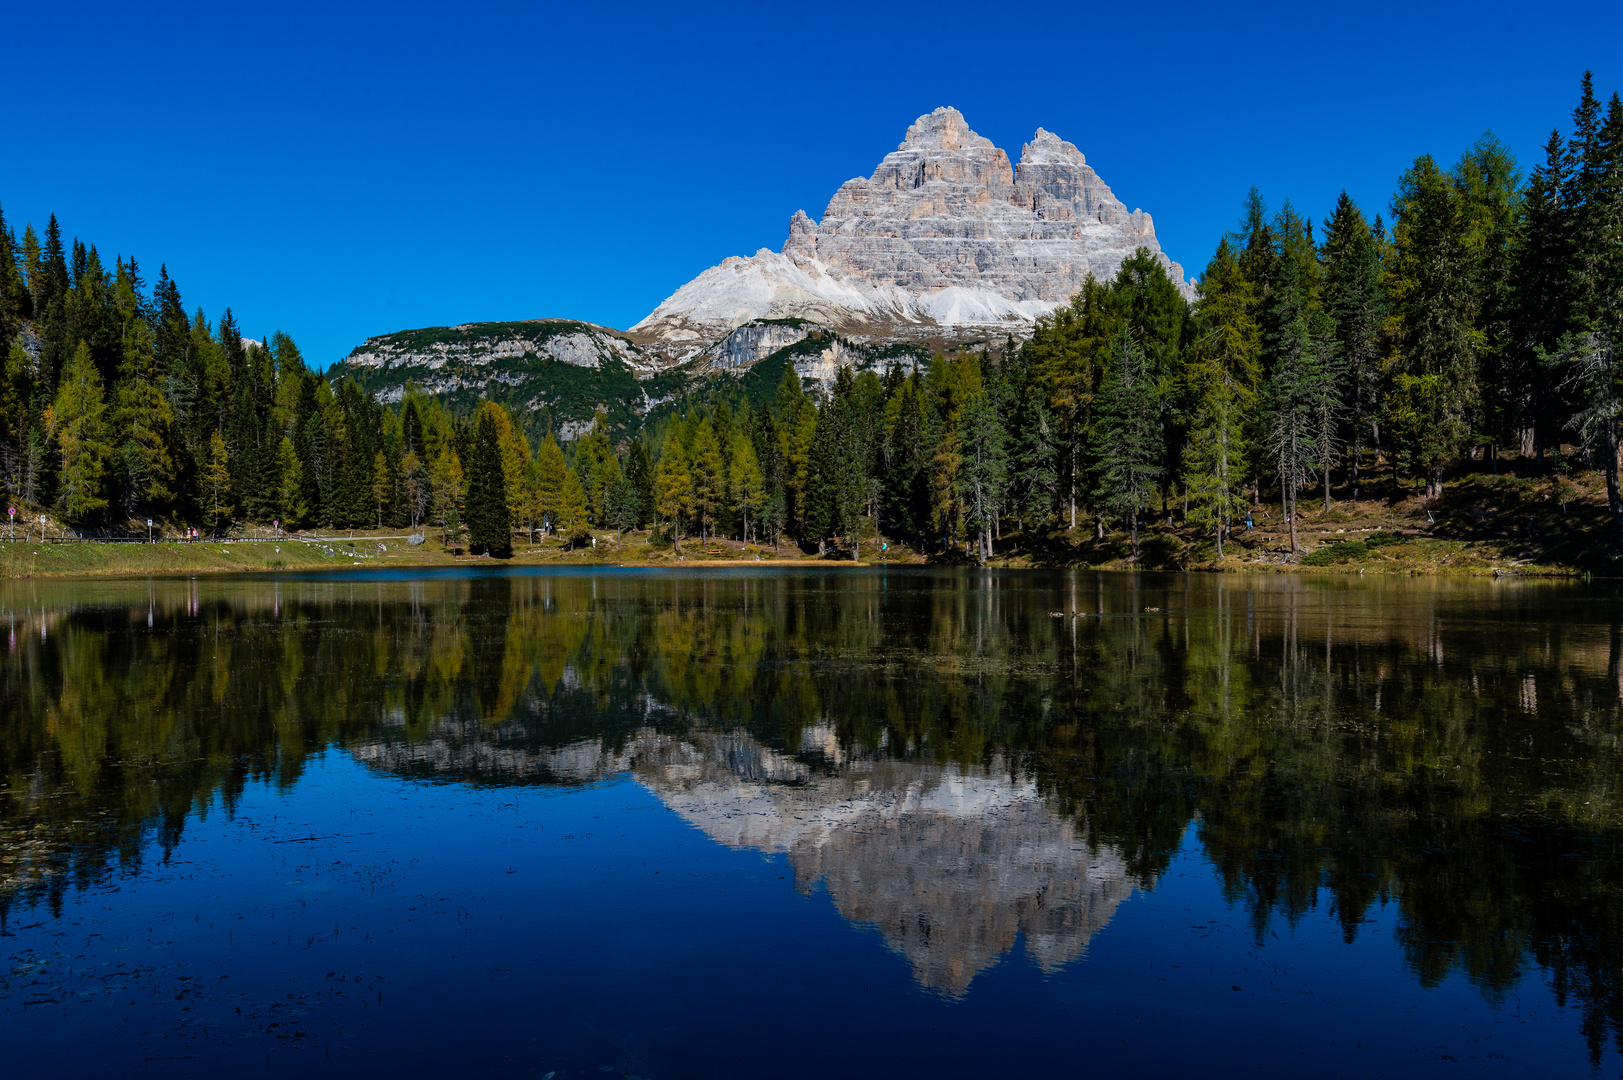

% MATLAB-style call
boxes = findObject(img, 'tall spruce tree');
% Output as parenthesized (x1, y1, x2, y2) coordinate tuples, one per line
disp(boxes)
(1090, 332, 1164, 560)
(1321, 193, 1385, 495)
(465, 409, 511, 557)
(1387, 154, 1478, 497)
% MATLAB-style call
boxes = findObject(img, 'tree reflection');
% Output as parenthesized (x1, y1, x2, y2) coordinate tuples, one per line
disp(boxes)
(3, 570, 1623, 1053)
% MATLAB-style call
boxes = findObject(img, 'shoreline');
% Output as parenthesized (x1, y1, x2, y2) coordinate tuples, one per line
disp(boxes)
(0, 533, 1586, 580)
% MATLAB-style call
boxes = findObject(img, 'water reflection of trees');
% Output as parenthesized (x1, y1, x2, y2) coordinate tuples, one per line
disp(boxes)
(4, 571, 1623, 1052)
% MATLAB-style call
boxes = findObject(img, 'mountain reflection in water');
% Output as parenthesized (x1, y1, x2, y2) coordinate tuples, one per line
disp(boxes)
(356, 722, 1131, 995)
(4, 568, 1623, 1065)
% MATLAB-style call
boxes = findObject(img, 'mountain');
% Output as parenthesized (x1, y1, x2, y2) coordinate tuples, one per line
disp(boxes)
(329, 318, 691, 442)
(632, 106, 1188, 341)
(329, 107, 1189, 428)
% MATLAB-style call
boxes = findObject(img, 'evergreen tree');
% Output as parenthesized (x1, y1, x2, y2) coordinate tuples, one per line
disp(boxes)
(956, 389, 1008, 564)
(1320, 193, 1385, 495)
(1261, 255, 1329, 551)
(1184, 238, 1260, 555)
(465, 410, 511, 557)
(624, 439, 654, 528)
(606, 471, 640, 538)
(1089, 333, 1164, 560)
(1386, 154, 1478, 497)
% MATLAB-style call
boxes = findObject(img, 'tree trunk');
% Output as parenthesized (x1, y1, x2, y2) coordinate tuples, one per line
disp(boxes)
(1609, 424, 1623, 542)
(1288, 477, 1298, 554)
(1129, 509, 1139, 561)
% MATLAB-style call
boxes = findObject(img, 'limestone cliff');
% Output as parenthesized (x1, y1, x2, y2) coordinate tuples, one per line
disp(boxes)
(634, 107, 1188, 341)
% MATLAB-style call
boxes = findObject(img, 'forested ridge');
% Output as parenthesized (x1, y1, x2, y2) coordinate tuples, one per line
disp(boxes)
(3, 75, 1623, 562)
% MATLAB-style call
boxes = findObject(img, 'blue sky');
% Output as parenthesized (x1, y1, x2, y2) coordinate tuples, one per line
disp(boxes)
(3, 1, 1619, 369)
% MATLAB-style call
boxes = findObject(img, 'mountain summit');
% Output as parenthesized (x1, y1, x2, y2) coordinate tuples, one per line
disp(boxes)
(633, 107, 1188, 341)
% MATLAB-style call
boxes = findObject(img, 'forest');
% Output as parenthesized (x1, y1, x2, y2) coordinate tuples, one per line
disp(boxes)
(1, 74, 1621, 562)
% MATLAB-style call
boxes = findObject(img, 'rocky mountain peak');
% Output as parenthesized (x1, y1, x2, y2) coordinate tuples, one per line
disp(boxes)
(633, 107, 1187, 341)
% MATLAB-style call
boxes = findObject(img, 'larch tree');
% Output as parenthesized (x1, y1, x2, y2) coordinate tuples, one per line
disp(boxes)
(202, 430, 232, 531)
(654, 429, 692, 551)
(53, 342, 111, 523)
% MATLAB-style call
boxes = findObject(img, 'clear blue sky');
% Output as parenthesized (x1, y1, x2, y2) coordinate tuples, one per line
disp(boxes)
(4, 1, 1619, 369)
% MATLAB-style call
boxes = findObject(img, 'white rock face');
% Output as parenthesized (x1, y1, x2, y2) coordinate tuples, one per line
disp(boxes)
(335, 320, 653, 404)
(634, 107, 1187, 340)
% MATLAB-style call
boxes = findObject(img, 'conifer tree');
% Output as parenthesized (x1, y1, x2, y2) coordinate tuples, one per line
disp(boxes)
(654, 429, 691, 551)
(688, 419, 724, 546)
(1320, 194, 1385, 495)
(728, 431, 765, 544)
(372, 450, 391, 529)
(557, 468, 589, 546)
(1089, 333, 1164, 560)
(53, 343, 111, 523)
(276, 437, 308, 528)
(1261, 254, 1329, 550)
(465, 410, 511, 557)
(606, 472, 640, 538)
(624, 440, 654, 528)
(1386, 154, 1478, 496)
(532, 433, 567, 535)
(956, 389, 1008, 564)
(430, 447, 463, 545)
(1184, 239, 1260, 555)
(203, 431, 232, 530)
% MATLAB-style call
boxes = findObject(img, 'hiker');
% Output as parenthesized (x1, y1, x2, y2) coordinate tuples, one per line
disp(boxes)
(1244, 511, 1254, 533)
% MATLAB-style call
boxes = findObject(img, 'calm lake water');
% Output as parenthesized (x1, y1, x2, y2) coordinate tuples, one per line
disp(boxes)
(3, 567, 1623, 1077)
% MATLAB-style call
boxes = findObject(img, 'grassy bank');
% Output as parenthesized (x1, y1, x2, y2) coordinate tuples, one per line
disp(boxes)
(3, 466, 1617, 579)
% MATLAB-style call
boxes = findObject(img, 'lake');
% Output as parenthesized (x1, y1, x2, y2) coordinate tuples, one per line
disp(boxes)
(2, 567, 1621, 1077)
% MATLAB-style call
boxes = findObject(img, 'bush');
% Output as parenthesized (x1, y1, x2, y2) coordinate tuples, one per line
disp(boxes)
(1302, 540, 1369, 566)
(1139, 533, 1184, 567)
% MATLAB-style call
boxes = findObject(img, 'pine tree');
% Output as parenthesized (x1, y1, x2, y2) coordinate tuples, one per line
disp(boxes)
(52, 343, 111, 523)
(606, 471, 640, 538)
(1320, 194, 1385, 495)
(625, 439, 654, 528)
(956, 389, 1008, 564)
(1261, 255, 1329, 551)
(1, 341, 32, 498)
(1386, 154, 1478, 497)
(465, 410, 511, 557)
(1183, 238, 1260, 555)
(112, 266, 177, 515)
(1089, 333, 1164, 560)
(881, 373, 931, 539)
